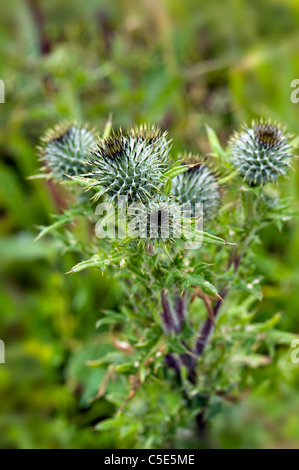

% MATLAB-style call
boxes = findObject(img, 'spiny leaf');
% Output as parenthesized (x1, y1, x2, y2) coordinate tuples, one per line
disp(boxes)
(206, 125, 229, 163)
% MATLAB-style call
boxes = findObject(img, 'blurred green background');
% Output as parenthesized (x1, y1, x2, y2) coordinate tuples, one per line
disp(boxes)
(1, 0, 299, 448)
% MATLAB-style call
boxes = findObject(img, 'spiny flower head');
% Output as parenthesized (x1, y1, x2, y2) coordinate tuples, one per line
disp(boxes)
(39, 122, 96, 181)
(127, 195, 182, 242)
(230, 120, 293, 185)
(171, 154, 220, 220)
(85, 125, 170, 204)
(129, 124, 170, 164)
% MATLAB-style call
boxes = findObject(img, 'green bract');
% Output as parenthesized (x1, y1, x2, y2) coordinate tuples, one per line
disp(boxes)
(39, 123, 96, 180)
(230, 121, 293, 185)
(85, 125, 170, 204)
(171, 155, 220, 220)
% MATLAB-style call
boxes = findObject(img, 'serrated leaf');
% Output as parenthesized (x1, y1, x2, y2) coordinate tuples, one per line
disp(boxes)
(163, 177, 172, 196)
(163, 160, 186, 179)
(96, 313, 124, 329)
(168, 338, 187, 355)
(250, 313, 281, 332)
(115, 362, 138, 374)
(231, 354, 271, 368)
(87, 351, 126, 368)
(206, 125, 229, 163)
(68, 256, 102, 273)
(181, 275, 218, 297)
(35, 206, 84, 241)
(95, 417, 123, 431)
(267, 329, 298, 345)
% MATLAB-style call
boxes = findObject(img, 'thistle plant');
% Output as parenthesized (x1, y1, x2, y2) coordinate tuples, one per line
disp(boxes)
(230, 120, 293, 185)
(34, 117, 296, 448)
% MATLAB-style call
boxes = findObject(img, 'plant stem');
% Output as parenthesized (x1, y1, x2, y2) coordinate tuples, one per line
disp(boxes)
(188, 223, 258, 381)
(174, 290, 187, 331)
(160, 288, 177, 333)
(194, 287, 229, 356)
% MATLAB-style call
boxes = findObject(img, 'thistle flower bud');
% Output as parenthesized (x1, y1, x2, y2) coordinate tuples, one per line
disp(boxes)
(127, 195, 182, 242)
(129, 124, 170, 164)
(86, 125, 170, 203)
(171, 154, 220, 220)
(230, 120, 293, 185)
(39, 123, 96, 181)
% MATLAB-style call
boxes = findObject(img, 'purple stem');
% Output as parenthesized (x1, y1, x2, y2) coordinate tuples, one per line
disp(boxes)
(161, 288, 178, 333)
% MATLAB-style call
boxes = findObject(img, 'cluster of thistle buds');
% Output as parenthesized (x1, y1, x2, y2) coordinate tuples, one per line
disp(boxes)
(38, 119, 293, 241)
